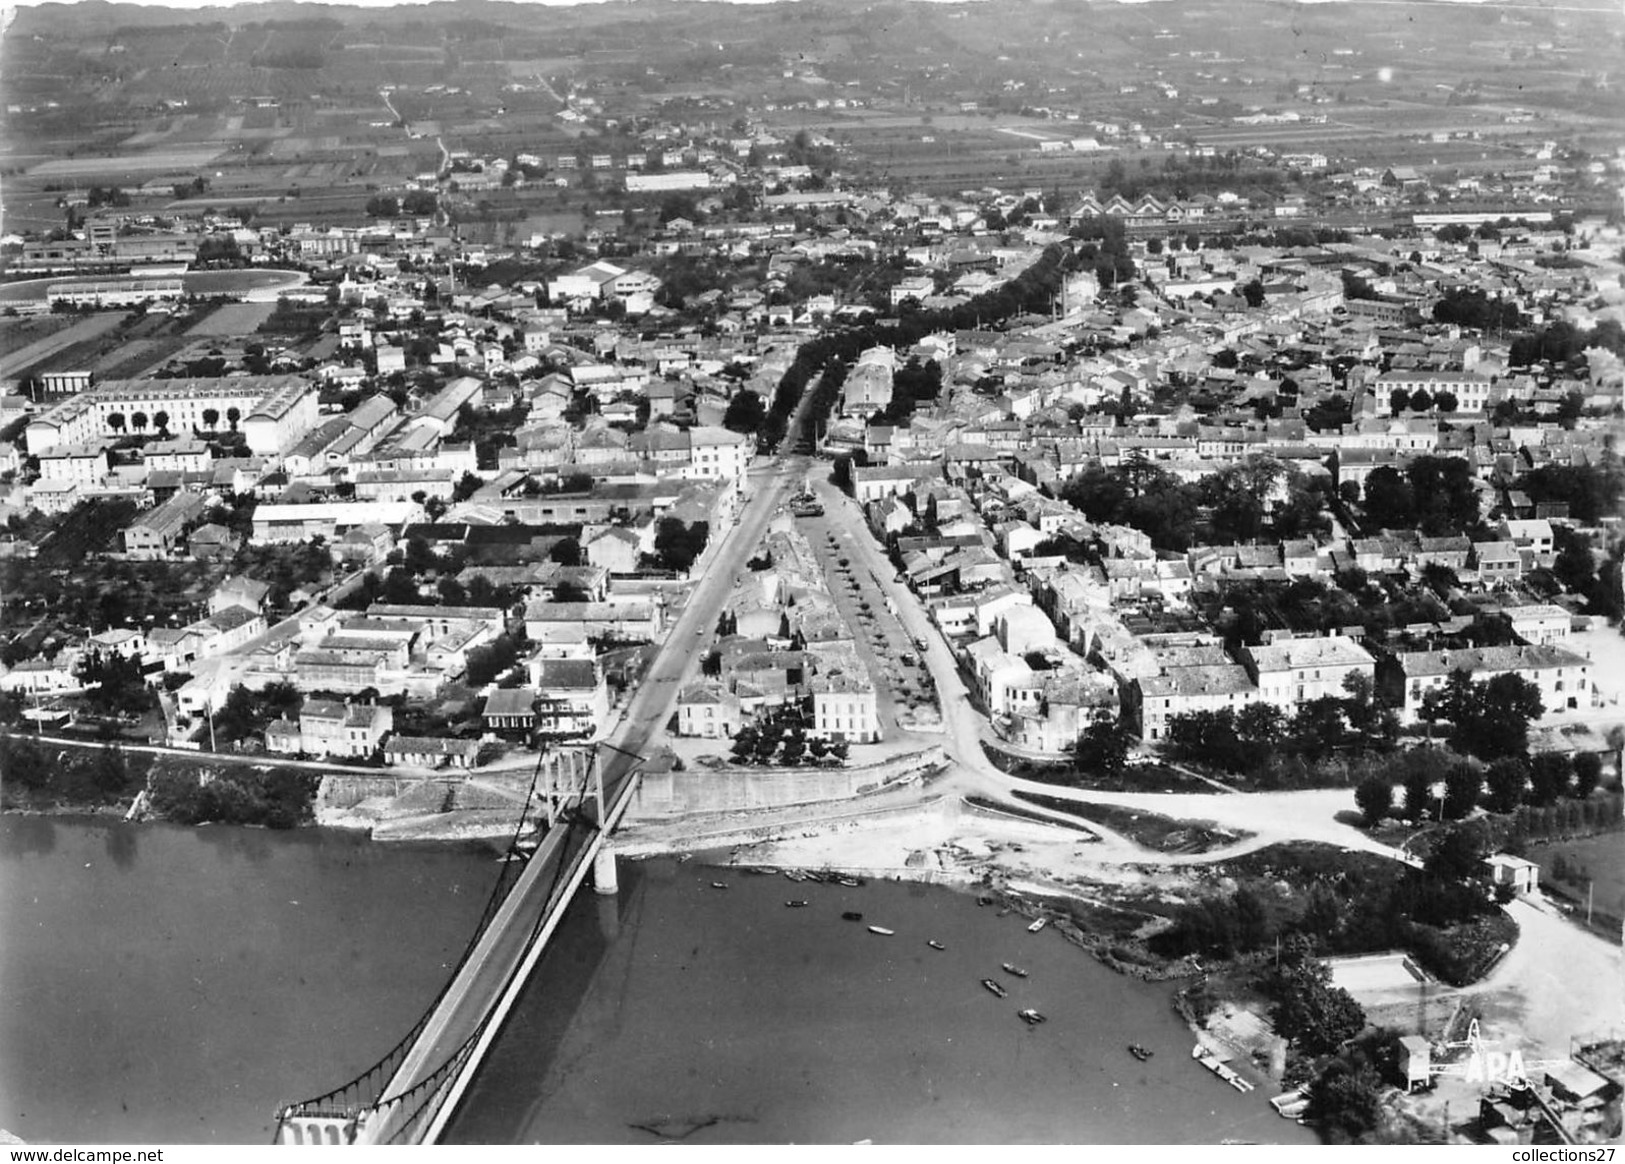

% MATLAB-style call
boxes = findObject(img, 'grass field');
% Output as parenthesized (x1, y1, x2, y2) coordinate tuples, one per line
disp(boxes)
(1529, 831, 1625, 934)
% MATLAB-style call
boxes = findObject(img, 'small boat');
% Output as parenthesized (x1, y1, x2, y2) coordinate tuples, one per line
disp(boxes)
(1018, 1009, 1047, 1025)
(1001, 963, 1029, 978)
(785, 900, 809, 908)
(838, 877, 861, 888)
(842, 911, 864, 922)
(1027, 917, 1048, 933)
(927, 940, 945, 951)
(710, 882, 729, 890)
(1128, 1044, 1153, 1062)
(982, 979, 1008, 998)
(868, 925, 895, 936)
(784, 870, 806, 882)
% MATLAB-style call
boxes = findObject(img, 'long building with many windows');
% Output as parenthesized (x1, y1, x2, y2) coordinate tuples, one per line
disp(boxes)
(24, 375, 319, 458)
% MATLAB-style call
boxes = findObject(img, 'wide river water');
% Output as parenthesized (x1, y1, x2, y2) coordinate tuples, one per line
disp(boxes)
(1, 816, 1309, 1145)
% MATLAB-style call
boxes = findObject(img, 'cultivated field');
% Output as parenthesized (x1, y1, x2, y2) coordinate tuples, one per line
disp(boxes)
(186, 301, 277, 337)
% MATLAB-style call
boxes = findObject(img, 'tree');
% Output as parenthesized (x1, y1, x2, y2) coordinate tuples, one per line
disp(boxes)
(1075, 712, 1131, 777)
(1402, 768, 1436, 821)
(1362, 466, 1415, 529)
(225, 406, 241, 431)
(722, 389, 766, 436)
(201, 407, 219, 431)
(1304, 1058, 1384, 1144)
(1389, 388, 1411, 416)
(1460, 673, 1545, 761)
(1425, 820, 1491, 883)
(153, 410, 170, 436)
(94, 744, 131, 797)
(1527, 752, 1572, 806)
(1270, 955, 1366, 1056)
(131, 411, 149, 433)
(1484, 757, 1529, 814)
(1241, 279, 1266, 308)
(652, 518, 709, 574)
(1573, 752, 1603, 800)
(106, 412, 126, 434)
(1354, 775, 1392, 828)
(1292, 696, 1347, 761)
(1409, 389, 1433, 413)
(1236, 702, 1288, 751)
(1442, 760, 1482, 820)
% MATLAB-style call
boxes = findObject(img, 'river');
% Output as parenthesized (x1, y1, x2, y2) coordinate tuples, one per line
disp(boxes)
(446, 859, 1310, 1145)
(1, 818, 1311, 1145)
(0, 815, 502, 1145)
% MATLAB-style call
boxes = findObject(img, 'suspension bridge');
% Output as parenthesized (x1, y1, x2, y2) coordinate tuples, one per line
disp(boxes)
(272, 734, 644, 1145)
(271, 458, 794, 1145)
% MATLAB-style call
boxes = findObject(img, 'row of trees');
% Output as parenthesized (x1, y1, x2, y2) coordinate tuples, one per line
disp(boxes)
(1356, 749, 1605, 826)
(1386, 387, 1458, 415)
(762, 242, 1081, 453)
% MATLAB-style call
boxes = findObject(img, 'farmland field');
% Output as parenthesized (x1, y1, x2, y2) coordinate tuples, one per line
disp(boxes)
(27, 148, 224, 178)
(0, 313, 127, 381)
(185, 302, 277, 337)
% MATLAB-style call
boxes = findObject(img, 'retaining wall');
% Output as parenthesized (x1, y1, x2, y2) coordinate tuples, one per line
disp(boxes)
(627, 746, 948, 819)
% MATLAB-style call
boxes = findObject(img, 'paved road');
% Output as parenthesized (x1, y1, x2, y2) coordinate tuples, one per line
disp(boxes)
(345, 463, 799, 1141)
(797, 470, 1402, 865)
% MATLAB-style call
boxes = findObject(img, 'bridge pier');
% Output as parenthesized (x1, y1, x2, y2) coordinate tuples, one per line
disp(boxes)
(592, 846, 618, 896)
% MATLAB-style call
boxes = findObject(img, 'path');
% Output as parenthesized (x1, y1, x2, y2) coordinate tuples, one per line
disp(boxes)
(1459, 892, 1625, 1061)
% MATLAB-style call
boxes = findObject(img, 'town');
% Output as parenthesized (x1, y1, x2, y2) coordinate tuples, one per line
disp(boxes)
(1, 0, 1623, 1148)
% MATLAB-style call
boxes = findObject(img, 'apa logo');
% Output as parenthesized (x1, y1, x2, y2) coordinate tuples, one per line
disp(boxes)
(1430, 1019, 1564, 1086)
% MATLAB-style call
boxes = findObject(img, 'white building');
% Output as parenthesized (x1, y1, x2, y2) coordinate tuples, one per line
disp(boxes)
(1240, 636, 1376, 714)
(1391, 645, 1591, 723)
(25, 375, 319, 458)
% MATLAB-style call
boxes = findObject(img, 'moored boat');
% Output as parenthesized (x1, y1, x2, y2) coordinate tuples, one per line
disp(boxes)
(927, 940, 945, 951)
(1027, 917, 1048, 933)
(785, 900, 809, 908)
(1128, 1044, 1153, 1062)
(838, 877, 861, 888)
(841, 911, 864, 922)
(1018, 1009, 1046, 1025)
(1001, 963, 1029, 978)
(981, 978, 1008, 998)
(867, 925, 894, 936)
(710, 882, 729, 889)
